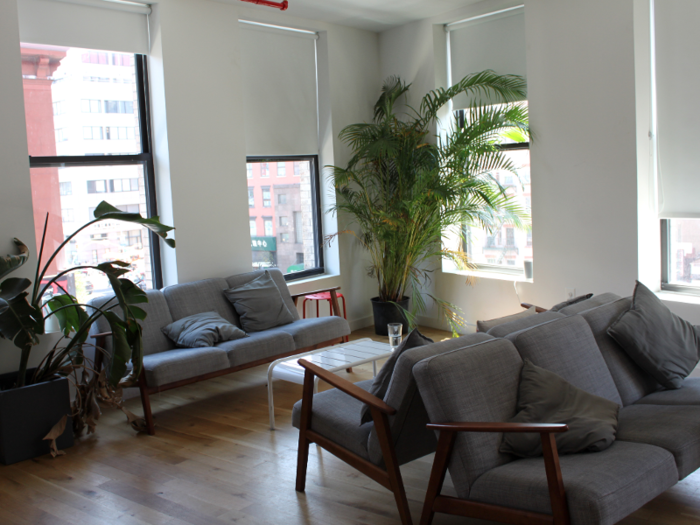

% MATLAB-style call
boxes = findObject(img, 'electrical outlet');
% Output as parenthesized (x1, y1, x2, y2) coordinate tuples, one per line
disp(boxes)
(565, 288, 576, 300)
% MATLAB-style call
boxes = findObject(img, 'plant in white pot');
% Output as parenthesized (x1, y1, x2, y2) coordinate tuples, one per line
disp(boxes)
(328, 71, 529, 335)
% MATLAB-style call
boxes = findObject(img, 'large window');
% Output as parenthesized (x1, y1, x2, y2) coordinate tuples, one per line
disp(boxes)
(22, 44, 160, 304)
(246, 156, 323, 279)
(661, 219, 700, 293)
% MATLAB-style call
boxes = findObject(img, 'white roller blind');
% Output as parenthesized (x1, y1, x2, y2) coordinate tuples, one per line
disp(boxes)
(655, 0, 700, 218)
(449, 8, 527, 109)
(239, 24, 318, 156)
(17, 0, 149, 54)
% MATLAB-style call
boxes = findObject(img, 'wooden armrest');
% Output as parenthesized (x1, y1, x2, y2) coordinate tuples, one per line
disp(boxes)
(521, 302, 548, 313)
(427, 422, 568, 433)
(291, 286, 341, 299)
(298, 359, 396, 415)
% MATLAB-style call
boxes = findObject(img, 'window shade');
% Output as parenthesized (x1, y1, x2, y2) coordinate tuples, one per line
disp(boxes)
(449, 8, 527, 110)
(17, 0, 149, 54)
(655, 0, 700, 218)
(239, 24, 318, 157)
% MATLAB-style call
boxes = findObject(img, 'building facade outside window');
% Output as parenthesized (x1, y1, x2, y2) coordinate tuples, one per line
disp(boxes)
(248, 187, 254, 207)
(262, 187, 271, 207)
(662, 219, 700, 292)
(277, 162, 286, 177)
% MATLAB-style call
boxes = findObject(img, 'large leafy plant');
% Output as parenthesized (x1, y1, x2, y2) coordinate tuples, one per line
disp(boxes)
(329, 71, 530, 332)
(0, 201, 175, 429)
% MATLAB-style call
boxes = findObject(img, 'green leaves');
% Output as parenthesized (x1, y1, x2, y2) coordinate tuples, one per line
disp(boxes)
(47, 294, 89, 343)
(93, 201, 176, 248)
(0, 239, 29, 280)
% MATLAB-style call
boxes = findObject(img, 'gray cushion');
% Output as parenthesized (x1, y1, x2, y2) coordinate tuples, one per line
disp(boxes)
(414, 338, 523, 499)
(272, 316, 350, 349)
(470, 441, 677, 525)
(608, 281, 700, 390)
(486, 310, 565, 338)
(549, 293, 593, 312)
(142, 347, 230, 387)
(216, 330, 295, 368)
(223, 271, 295, 332)
(226, 268, 299, 321)
(477, 306, 536, 333)
(509, 316, 623, 405)
(581, 298, 660, 406)
(163, 278, 239, 325)
(636, 377, 700, 405)
(292, 379, 374, 462)
(558, 292, 621, 316)
(360, 329, 433, 424)
(617, 403, 700, 479)
(161, 311, 247, 348)
(501, 360, 619, 458)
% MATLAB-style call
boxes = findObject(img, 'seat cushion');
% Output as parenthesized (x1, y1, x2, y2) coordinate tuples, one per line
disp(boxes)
(636, 377, 700, 405)
(509, 316, 623, 405)
(142, 347, 230, 387)
(486, 311, 565, 338)
(581, 298, 659, 406)
(292, 379, 374, 462)
(470, 441, 677, 525)
(272, 316, 350, 349)
(557, 292, 621, 315)
(217, 330, 295, 368)
(163, 278, 240, 325)
(617, 403, 700, 479)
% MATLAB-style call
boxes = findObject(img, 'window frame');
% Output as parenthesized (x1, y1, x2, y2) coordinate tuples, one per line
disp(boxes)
(27, 54, 164, 289)
(246, 154, 324, 281)
(660, 218, 700, 295)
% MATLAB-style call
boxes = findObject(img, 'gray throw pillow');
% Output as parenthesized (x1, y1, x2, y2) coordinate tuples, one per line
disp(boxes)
(223, 271, 295, 333)
(477, 306, 536, 333)
(550, 293, 594, 312)
(607, 281, 700, 389)
(360, 329, 433, 424)
(500, 360, 619, 458)
(161, 311, 247, 348)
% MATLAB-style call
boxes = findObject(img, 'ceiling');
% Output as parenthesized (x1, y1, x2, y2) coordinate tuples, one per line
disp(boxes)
(237, 0, 484, 32)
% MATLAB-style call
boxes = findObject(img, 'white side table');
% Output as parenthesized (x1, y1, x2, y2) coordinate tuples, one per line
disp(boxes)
(267, 338, 393, 430)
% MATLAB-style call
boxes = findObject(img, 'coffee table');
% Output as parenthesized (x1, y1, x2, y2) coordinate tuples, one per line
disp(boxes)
(267, 338, 393, 430)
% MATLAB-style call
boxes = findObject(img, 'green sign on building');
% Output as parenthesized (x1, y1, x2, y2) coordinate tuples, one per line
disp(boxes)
(251, 236, 276, 251)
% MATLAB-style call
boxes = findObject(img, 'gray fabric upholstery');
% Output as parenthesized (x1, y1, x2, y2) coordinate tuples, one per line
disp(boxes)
(367, 332, 494, 466)
(509, 316, 623, 405)
(163, 278, 239, 325)
(161, 311, 246, 348)
(272, 316, 350, 349)
(477, 306, 536, 333)
(414, 338, 523, 499)
(225, 268, 299, 321)
(292, 379, 374, 461)
(581, 298, 660, 406)
(486, 310, 565, 338)
(470, 441, 677, 525)
(636, 377, 700, 405)
(617, 404, 700, 479)
(550, 293, 593, 312)
(223, 271, 295, 332)
(142, 347, 230, 387)
(216, 330, 295, 368)
(88, 290, 176, 357)
(558, 292, 622, 316)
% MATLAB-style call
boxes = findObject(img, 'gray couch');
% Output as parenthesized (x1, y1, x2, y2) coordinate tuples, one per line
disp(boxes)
(89, 268, 350, 434)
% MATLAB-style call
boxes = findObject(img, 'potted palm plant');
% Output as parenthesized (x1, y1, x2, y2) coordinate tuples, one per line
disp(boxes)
(329, 71, 529, 335)
(0, 201, 175, 464)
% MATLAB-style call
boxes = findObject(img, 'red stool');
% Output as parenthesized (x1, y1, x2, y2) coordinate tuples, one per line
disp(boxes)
(302, 291, 348, 343)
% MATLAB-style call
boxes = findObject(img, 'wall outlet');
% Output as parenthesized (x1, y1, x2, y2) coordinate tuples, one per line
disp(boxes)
(565, 288, 576, 300)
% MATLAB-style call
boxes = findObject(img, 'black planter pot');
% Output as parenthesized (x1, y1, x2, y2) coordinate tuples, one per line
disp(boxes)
(371, 296, 410, 336)
(0, 370, 73, 465)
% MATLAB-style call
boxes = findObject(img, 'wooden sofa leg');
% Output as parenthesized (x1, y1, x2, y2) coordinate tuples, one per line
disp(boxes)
(138, 372, 156, 436)
(296, 369, 315, 492)
(420, 431, 456, 525)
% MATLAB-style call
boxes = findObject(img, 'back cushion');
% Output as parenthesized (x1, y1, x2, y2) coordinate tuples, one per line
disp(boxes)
(487, 311, 565, 338)
(509, 316, 623, 405)
(581, 298, 659, 405)
(558, 292, 621, 316)
(163, 278, 240, 325)
(226, 268, 299, 321)
(414, 338, 523, 499)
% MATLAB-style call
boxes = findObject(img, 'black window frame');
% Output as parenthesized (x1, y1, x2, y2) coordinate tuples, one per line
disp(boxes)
(246, 154, 324, 281)
(28, 54, 163, 289)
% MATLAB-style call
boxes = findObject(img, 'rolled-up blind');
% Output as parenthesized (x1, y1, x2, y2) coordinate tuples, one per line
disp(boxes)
(449, 7, 527, 109)
(16, 0, 149, 54)
(655, 0, 700, 218)
(239, 23, 318, 157)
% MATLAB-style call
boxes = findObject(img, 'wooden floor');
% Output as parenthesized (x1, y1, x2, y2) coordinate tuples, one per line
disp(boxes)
(1, 326, 699, 525)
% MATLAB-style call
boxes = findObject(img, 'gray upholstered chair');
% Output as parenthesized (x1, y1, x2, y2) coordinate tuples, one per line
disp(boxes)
(413, 337, 679, 525)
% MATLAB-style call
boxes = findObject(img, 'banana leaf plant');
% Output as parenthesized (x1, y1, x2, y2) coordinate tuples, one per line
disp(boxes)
(0, 201, 175, 415)
(328, 70, 530, 333)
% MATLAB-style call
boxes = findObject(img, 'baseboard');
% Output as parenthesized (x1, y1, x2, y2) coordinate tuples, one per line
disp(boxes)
(349, 315, 374, 332)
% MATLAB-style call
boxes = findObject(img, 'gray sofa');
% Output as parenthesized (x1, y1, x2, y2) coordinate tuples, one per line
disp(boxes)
(90, 268, 350, 434)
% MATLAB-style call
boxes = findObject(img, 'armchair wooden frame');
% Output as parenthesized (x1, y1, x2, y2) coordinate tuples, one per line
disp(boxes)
(420, 422, 570, 525)
(295, 358, 414, 525)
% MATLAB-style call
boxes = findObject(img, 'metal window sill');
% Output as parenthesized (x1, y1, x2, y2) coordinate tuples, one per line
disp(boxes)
(443, 267, 533, 283)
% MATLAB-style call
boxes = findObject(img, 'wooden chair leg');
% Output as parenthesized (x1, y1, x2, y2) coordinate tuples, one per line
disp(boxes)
(541, 433, 570, 525)
(420, 431, 456, 525)
(137, 372, 156, 435)
(372, 408, 413, 525)
(296, 368, 315, 492)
